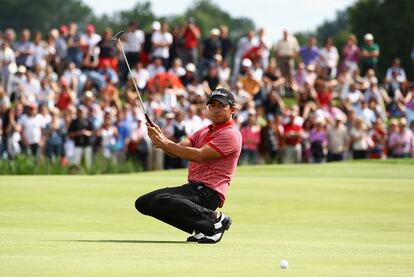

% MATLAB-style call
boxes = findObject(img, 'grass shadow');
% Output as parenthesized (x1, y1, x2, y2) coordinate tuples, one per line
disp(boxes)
(70, 239, 187, 244)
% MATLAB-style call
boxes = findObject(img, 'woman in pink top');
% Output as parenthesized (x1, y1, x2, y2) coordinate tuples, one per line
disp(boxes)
(136, 88, 242, 244)
(240, 109, 261, 164)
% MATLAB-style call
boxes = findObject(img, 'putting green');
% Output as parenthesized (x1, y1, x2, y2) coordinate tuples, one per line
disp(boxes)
(1, 161, 413, 276)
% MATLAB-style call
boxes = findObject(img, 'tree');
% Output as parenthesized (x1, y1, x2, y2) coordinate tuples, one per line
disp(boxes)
(183, 0, 255, 40)
(348, 0, 414, 78)
(0, 0, 92, 33)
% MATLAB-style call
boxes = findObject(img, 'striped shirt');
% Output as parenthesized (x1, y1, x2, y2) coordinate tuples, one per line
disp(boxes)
(188, 120, 242, 207)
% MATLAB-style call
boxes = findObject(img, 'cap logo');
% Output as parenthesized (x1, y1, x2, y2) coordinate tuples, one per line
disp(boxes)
(211, 91, 228, 97)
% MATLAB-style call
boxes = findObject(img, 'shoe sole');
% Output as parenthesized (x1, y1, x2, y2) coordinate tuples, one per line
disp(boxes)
(198, 217, 232, 244)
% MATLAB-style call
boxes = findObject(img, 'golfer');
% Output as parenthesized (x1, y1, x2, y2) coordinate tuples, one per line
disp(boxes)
(135, 88, 242, 244)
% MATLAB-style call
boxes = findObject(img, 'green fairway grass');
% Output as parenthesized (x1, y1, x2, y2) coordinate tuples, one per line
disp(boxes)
(1, 161, 414, 276)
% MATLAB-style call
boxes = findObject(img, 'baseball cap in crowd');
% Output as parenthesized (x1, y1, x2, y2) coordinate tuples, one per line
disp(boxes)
(206, 88, 236, 106)
(86, 24, 95, 33)
(152, 21, 161, 31)
(210, 28, 220, 36)
(17, 65, 27, 74)
(185, 63, 196, 72)
(364, 33, 374, 41)
(214, 54, 223, 62)
(242, 58, 252, 67)
(166, 112, 175, 119)
(59, 25, 68, 33)
(28, 103, 37, 110)
(187, 17, 195, 23)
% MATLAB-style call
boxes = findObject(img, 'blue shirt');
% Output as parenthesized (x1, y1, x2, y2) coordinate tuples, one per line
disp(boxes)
(300, 46, 320, 66)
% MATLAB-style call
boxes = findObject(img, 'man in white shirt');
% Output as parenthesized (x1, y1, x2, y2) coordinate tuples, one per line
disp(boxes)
(80, 24, 101, 57)
(151, 21, 173, 68)
(120, 22, 145, 83)
(232, 31, 255, 85)
(17, 104, 43, 156)
(0, 41, 16, 95)
(252, 28, 272, 70)
(274, 30, 300, 86)
(385, 58, 407, 95)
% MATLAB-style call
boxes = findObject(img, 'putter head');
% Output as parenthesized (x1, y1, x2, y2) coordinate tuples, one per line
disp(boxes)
(112, 31, 125, 41)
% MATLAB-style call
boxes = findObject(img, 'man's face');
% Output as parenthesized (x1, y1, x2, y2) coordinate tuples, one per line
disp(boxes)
(207, 100, 234, 124)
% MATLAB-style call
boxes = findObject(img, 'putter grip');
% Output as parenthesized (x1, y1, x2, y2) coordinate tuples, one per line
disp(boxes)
(145, 113, 155, 127)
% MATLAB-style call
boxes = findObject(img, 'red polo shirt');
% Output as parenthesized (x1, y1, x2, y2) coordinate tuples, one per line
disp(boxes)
(188, 120, 242, 207)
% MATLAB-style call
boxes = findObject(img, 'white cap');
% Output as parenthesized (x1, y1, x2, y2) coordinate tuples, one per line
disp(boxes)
(185, 63, 196, 72)
(17, 65, 27, 73)
(364, 33, 374, 41)
(214, 54, 223, 61)
(210, 28, 220, 36)
(152, 21, 161, 31)
(242, 58, 252, 67)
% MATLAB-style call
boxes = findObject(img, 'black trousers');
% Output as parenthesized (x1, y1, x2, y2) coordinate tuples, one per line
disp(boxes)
(135, 182, 221, 235)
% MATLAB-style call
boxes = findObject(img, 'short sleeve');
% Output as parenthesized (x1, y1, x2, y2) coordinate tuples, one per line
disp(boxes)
(188, 128, 202, 146)
(208, 128, 240, 157)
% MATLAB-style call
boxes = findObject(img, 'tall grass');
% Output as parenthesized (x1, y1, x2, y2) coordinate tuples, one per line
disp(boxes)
(0, 155, 144, 175)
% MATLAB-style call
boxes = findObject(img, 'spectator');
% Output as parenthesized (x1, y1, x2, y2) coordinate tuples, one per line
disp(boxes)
(15, 29, 34, 69)
(282, 107, 303, 163)
(147, 57, 166, 78)
(128, 115, 149, 170)
(350, 118, 372, 159)
(299, 36, 320, 67)
(31, 32, 48, 67)
(0, 41, 16, 94)
(327, 114, 348, 162)
(97, 28, 118, 71)
(68, 106, 94, 168)
(168, 58, 186, 77)
(179, 17, 201, 65)
(384, 58, 407, 96)
(151, 21, 173, 69)
(55, 25, 69, 73)
(96, 111, 117, 160)
(232, 31, 255, 85)
(129, 62, 149, 92)
(388, 118, 414, 158)
(120, 21, 144, 83)
(199, 28, 222, 78)
(17, 103, 43, 157)
(341, 34, 360, 74)
(369, 117, 387, 159)
(274, 30, 300, 86)
(43, 108, 65, 162)
(309, 118, 327, 163)
(360, 33, 380, 76)
(240, 109, 261, 164)
(258, 113, 283, 163)
(319, 37, 339, 79)
(66, 23, 83, 68)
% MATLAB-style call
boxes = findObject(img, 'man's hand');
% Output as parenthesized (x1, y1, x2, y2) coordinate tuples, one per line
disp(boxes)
(146, 122, 170, 149)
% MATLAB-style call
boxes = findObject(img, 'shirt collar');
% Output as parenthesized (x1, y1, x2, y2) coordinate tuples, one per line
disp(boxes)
(208, 119, 234, 132)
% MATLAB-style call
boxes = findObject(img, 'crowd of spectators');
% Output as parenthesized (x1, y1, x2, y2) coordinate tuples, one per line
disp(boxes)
(1, 18, 414, 171)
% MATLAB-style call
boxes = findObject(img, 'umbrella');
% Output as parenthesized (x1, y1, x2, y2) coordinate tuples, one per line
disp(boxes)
(147, 72, 184, 90)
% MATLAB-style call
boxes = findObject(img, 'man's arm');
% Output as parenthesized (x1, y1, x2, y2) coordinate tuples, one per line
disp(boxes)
(164, 138, 192, 158)
(147, 123, 221, 162)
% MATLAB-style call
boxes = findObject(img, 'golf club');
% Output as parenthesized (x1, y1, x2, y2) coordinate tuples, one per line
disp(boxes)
(112, 30, 155, 126)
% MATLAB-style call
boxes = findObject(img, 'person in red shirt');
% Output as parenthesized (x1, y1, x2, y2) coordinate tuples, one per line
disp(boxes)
(135, 88, 242, 244)
(179, 17, 200, 65)
(282, 107, 303, 163)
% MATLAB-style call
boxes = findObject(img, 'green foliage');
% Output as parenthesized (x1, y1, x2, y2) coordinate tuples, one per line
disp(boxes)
(92, 1, 156, 34)
(183, 0, 255, 40)
(0, 0, 93, 33)
(0, 155, 143, 175)
(315, 10, 350, 46)
(348, 0, 414, 78)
